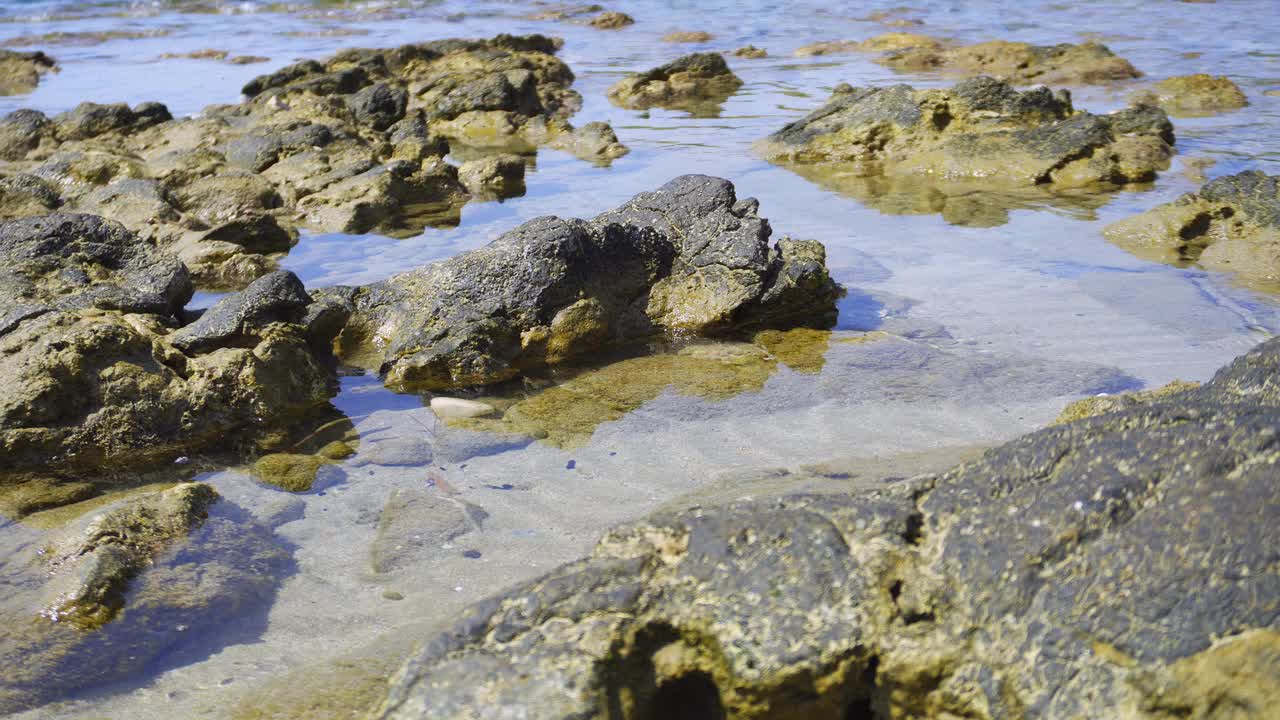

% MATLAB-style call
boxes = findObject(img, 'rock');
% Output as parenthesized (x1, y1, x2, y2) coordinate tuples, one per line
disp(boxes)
(526, 4, 604, 21)
(761, 76, 1176, 226)
(0, 35, 628, 289)
(589, 11, 634, 29)
(732, 45, 768, 58)
(330, 175, 842, 390)
(39, 483, 218, 628)
(371, 336, 1280, 720)
(429, 397, 498, 419)
(1131, 74, 1248, 116)
(795, 33, 943, 57)
(859, 34, 1142, 85)
(370, 487, 487, 573)
(160, 48, 229, 60)
(662, 31, 713, 43)
(457, 154, 526, 198)
(0, 49, 57, 95)
(0, 217, 341, 476)
(608, 52, 743, 116)
(0, 491, 290, 714)
(1052, 379, 1200, 424)
(1103, 170, 1280, 291)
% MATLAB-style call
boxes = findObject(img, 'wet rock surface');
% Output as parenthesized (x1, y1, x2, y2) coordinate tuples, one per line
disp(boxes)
(608, 52, 743, 117)
(0, 485, 291, 714)
(1104, 169, 1280, 291)
(0, 50, 57, 96)
(0, 34, 627, 289)
(848, 33, 1142, 86)
(761, 76, 1176, 226)
(1130, 73, 1249, 116)
(0, 215, 342, 477)
(373, 336, 1280, 720)
(327, 175, 842, 390)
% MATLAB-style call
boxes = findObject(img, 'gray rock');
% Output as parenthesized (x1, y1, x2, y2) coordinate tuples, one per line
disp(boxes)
(334, 175, 843, 390)
(370, 487, 488, 573)
(372, 336, 1280, 719)
(171, 270, 312, 353)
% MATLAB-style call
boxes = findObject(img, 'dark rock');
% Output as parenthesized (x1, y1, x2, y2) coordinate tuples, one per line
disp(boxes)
(171, 270, 312, 354)
(333, 175, 841, 390)
(608, 52, 743, 115)
(371, 336, 1280, 719)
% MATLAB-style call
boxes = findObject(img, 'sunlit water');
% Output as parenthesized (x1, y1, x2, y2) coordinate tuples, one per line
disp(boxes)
(1, 0, 1278, 716)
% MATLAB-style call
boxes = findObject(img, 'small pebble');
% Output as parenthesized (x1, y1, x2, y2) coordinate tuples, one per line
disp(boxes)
(430, 397, 497, 419)
(463, 549, 482, 559)
(382, 590, 405, 601)
(566, 459, 577, 470)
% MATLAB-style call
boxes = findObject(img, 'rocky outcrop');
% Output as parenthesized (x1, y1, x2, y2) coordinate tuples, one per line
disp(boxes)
(327, 175, 842, 391)
(0, 35, 627, 289)
(608, 52, 743, 116)
(1130, 74, 1249, 116)
(589, 11, 634, 29)
(0, 49, 57, 95)
(760, 76, 1176, 225)
(1104, 170, 1280, 291)
(372, 335, 1280, 720)
(0, 214, 341, 476)
(845, 33, 1142, 85)
(0, 485, 291, 714)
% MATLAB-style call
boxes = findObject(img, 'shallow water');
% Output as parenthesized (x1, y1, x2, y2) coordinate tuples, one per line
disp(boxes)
(2, 0, 1279, 716)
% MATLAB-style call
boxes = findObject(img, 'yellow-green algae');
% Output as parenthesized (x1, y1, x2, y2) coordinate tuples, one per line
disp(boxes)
(1053, 380, 1201, 425)
(445, 329, 833, 448)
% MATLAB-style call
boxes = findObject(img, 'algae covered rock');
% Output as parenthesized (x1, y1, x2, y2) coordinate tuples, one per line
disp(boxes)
(329, 175, 842, 390)
(1130, 74, 1249, 116)
(608, 52, 743, 116)
(0, 487, 291, 714)
(0, 49, 57, 96)
(1103, 169, 1280, 291)
(0, 35, 628, 290)
(0, 217, 342, 476)
(589, 11, 634, 29)
(858, 33, 1141, 86)
(371, 335, 1280, 720)
(1052, 379, 1200, 424)
(761, 76, 1175, 225)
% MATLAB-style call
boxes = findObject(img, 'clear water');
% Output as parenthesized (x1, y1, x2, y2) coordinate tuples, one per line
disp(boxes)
(1, 0, 1278, 716)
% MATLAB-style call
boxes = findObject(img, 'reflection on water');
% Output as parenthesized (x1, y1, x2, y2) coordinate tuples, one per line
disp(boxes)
(774, 159, 1145, 227)
(441, 328, 834, 447)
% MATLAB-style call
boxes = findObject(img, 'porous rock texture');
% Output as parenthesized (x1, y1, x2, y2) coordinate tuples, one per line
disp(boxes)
(0, 214, 342, 476)
(1104, 169, 1280, 291)
(608, 52, 743, 116)
(327, 175, 842, 390)
(0, 35, 627, 289)
(760, 76, 1176, 225)
(372, 335, 1280, 719)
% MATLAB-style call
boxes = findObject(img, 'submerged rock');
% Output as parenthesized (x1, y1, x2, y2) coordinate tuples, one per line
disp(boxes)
(608, 52, 743, 117)
(589, 11, 634, 29)
(372, 336, 1280, 720)
(0, 35, 627, 289)
(760, 76, 1175, 225)
(0, 488, 290, 714)
(0, 216, 342, 477)
(1103, 169, 1280, 291)
(662, 31, 713, 43)
(849, 33, 1141, 85)
(0, 49, 57, 96)
(1130, 73, 1249, 116)
(328, 175, 842, 391)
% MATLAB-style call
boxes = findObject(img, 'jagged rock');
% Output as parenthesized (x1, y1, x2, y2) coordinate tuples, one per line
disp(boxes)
(0, 35, 628, 289)
(371, 336, 1280, 720)
(839, 33, 1142, 85)
(0, 217, 341, 475)
(608, 53, 743, 116)
(0, 49, 57, 96)
(732, 45, 768, 59)
(457, 154, 526, 198)
(1130, 74, 1249, 116)
(0, 489, 290, 714)
(589, 11, 634, 29)
(760, 76, 1175, 226)
(328, 175, 842, 390)
(1104, 170, 1280, 291)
